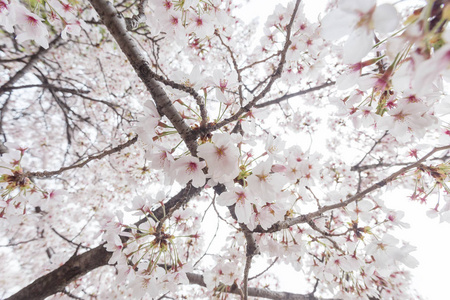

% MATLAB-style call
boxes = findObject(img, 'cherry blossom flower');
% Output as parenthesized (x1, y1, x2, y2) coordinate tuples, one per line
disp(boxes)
(0, 0, 14, 33)
(246, 199, 289, 231)
(197, 133, 240, 184)
(211, 70, 238, 105)
(104, 232, 125, 265)
(377, 100, 437, 142)
(265, 135, 285, 159)
(173, 156, 206, 187)
(13, 4, 49, 48)
(204, 261, 242, 289)
(321, 0, 398, 63)
(365, 234, 418, 269)
(216, 186, 254, 224)
(413, 44, 450, 95)
(211, 69, 238, 93)
(247, 159, 285, 202)
(61, 20, 89, 40)
(187, 11, 215, 39)
(337, 58, 379, 90)
(172, 65, 204, 96)
(46, 0, 75, 20)
(385, 210, 410, 228)
(259, 200, 288, 228)
(350, 105, 379, 129)
(438, 195, 450, 223)
(135, 100, 161, 145)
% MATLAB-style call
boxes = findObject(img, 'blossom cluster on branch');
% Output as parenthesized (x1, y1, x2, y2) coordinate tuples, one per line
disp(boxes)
(1, 0, 450, 299)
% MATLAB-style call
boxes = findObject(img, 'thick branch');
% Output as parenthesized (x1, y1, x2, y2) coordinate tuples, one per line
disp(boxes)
(0, 84, 90, 94)
(88, 0, 198, 155)
(8, 183, 202, 300)
(6, 244, 111, 300)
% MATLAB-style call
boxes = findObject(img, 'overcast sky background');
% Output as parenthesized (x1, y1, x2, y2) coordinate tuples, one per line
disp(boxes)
(235, 1, 450, 299)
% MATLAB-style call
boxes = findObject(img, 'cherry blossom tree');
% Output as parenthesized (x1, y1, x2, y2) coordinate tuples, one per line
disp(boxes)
(1, 0, 450, 299)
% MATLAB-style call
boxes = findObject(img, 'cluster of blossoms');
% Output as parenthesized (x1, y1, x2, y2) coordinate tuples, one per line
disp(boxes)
(138, 0, 237, 51)
(0, 0, 87, 48)
(3, 0, 450, 299)
(324, 0, 450, 143)
(0, 144, 48, 222)
(102, 194, 203, 298)
(409, 161, 450, 220)
(112, 1, 450, 295)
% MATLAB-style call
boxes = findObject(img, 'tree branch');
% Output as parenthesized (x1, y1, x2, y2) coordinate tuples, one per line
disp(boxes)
(0, 35, 62, 96)
(255, 81, 335, 108)
(6, 244, 111, 300)
(7, 181, 203, 300)
(210, 0, 303, 132)
(88, 0, 198, 155)
(185, 272, 340, 300)
(255, 145, 450, 233)
(27, 135, 138, 178)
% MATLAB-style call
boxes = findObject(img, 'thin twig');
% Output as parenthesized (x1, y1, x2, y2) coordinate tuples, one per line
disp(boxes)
(27, 136, 138, 178)
(248, 257, 279, 281)
(255, 81, 335, 108)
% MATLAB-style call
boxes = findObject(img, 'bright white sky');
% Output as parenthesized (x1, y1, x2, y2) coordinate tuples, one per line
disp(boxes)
(235, 1, 449, 299)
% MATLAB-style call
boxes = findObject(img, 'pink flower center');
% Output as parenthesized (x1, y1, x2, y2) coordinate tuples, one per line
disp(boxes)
(215, 146, 226, 158)
(171, 16, 178, 26)
(62, 3, 73, 13)
(393, 112, 406, 122)
(187, 162, 198, 173)
(407, 95, 419, 103)
(26, 15, 39, 27)
(0, 1, 8, 13)
(196, 17, 203, 27)
(235, 191, 246, 202)
(219, 79, 228, 92)
(164, 0, 172, 10)
(256, 173, 268, 182)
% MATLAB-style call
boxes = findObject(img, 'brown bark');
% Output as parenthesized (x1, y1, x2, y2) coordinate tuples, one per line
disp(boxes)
(6, 245, 111, 300)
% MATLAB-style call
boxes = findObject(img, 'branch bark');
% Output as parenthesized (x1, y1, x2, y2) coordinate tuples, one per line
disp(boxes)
(87, 0, 198, 155)
(6, 244, 111, 300)
(7, 183, 202, 300)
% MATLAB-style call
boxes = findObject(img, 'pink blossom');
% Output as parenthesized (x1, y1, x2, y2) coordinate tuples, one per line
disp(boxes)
(135, 100, 161, 145)
(216, 186, 254, 224)
(62, 20, 89, 39)
(321, 0, 398, 63)
(104, 232, 125, 265)
(173, 156, 206, 187)
(197, 133, 240, 183)
(187, 11, 215, 39)
(0, 0, 14, 33)
(377, 101, 437, 142)
(413, 44, 450, 95)
(13, 4, 49, 48)
(247, 159, 285, 202)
